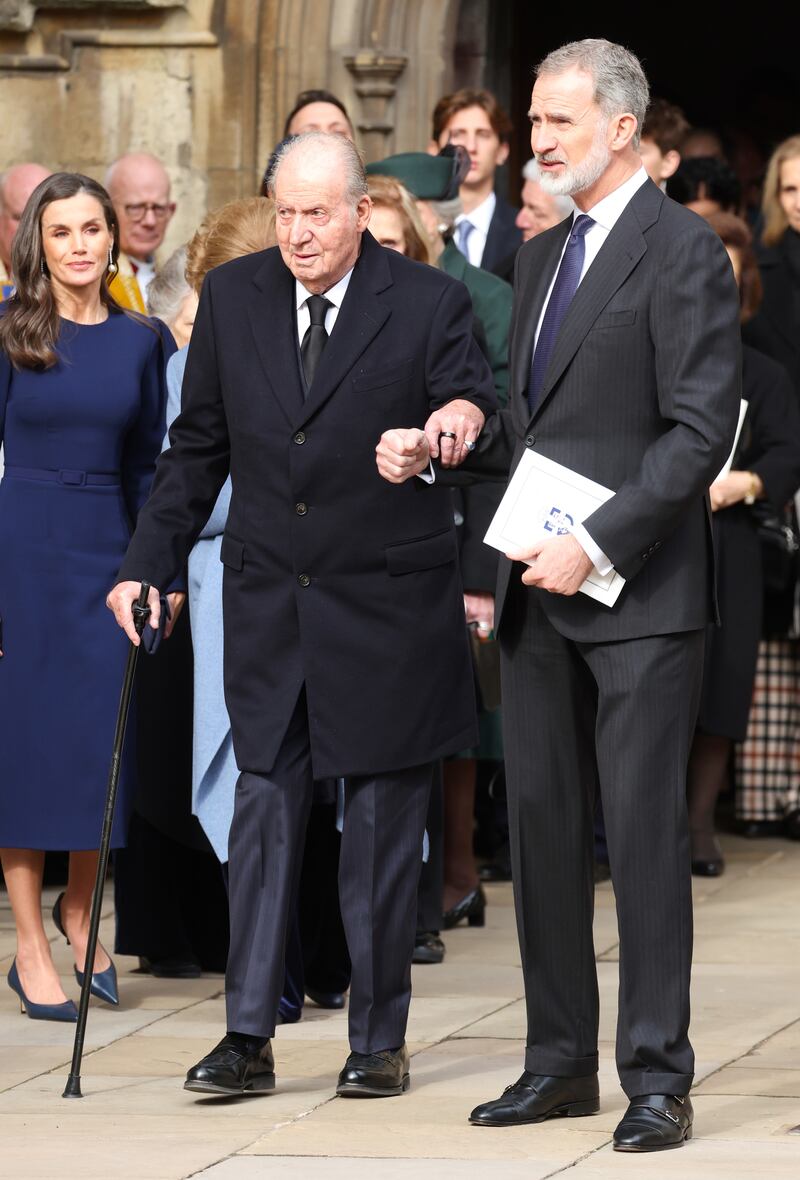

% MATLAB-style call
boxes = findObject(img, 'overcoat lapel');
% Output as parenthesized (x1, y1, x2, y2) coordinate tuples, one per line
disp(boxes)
(247, 249, 305, 427)
(758, 243, 796, 352)
(294, 232, 392, 428)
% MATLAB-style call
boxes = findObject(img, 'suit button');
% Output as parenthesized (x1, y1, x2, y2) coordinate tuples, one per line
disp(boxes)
(525, 434, 536, 447)
(298, 573, 310, 587)
(293, 431, 306, 445)
(295, 502, 308, 515)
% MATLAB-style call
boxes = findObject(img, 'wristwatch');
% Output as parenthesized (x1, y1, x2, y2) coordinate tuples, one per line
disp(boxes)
(744, 472, 759, 505)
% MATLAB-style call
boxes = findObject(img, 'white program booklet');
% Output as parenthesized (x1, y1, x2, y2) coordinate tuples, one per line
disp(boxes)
(484, 449, 626, 607)
(714, 399, 749, 482)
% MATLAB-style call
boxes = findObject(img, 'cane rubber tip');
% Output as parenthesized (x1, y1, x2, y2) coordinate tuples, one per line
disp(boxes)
(62, 1076, 83, 1098)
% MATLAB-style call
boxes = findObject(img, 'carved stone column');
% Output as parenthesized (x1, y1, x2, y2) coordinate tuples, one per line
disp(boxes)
(344, 49, 407, 162)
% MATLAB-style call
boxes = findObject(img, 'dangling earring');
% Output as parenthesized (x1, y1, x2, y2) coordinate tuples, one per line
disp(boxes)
(107, 247, 119, 279)
(40, 258, 49, 279)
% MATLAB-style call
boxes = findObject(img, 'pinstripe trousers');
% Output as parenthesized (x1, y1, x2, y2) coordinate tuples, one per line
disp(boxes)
(500, 584, 704, 1098)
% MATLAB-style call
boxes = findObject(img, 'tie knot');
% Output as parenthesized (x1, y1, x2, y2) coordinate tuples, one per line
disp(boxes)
(306, 295, 331, 327)
(570, 215, 595, 242)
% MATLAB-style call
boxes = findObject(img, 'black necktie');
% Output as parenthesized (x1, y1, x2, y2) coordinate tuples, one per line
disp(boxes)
(300, 295, 332, 392)
(527, 214, 595, 414)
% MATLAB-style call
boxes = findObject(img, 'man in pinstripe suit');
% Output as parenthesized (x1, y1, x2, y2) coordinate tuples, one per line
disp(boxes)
(376, 39, 741, 1151)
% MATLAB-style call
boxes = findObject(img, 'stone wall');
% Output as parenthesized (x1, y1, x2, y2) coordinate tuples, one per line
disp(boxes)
(0, 0, 486, 256)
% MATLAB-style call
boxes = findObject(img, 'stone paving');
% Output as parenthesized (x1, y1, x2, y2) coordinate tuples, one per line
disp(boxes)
(1, 832, 799, 1179)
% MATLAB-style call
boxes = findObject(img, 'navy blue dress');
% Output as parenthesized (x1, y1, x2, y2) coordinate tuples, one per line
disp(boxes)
(0, 312, 169, 850)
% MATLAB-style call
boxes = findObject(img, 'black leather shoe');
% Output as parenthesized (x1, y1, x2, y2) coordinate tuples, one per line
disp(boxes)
(691, 855, 725, 877)
(738, 819, 783, 839)
(184, 1035, 275, 1096)
(469, 1072, 600, 1126)
(305, 986, 346, 1009)
(336, 1044, 410, 1097)
(412, 930, 445, 964)
(443, 885, 486, 929)
(613, 1094, 693, 1151)
(138, 955, 202, 979)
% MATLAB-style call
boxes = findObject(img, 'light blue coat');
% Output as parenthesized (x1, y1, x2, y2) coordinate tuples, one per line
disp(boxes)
(165, 348, 236, 861)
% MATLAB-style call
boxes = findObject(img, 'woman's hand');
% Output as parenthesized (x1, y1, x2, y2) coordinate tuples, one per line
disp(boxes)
(709, 470, 763, 512)
(165, 592, 186, 639)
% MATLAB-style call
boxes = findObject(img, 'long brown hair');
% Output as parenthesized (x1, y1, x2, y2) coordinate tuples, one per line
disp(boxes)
(0, 172, 122, 369)
(762, 135, 800, 249)
(704, 211, 763, 324)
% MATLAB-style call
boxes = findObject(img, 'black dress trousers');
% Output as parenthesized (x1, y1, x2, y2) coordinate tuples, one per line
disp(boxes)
(500, 583, 704, 1098)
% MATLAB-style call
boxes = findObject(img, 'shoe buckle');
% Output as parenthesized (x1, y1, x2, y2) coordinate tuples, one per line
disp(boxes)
(662, 1108, 680, 1125)
(673, 1095, 685, 1105)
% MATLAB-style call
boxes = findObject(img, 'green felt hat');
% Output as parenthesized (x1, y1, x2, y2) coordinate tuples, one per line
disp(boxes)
(366, 152, 459, 201)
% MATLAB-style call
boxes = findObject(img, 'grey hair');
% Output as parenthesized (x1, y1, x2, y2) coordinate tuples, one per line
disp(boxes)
(267, 132, 368, 205)
(536, 39, 649, 149)
(430, 196, 462, 232)
(146, 245, 191, 321)
(521, 159, 575, 218)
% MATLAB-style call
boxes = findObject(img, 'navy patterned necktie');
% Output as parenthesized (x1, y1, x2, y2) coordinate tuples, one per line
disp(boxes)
(300, 294, 332, 392)
(527, 214, 595, 414)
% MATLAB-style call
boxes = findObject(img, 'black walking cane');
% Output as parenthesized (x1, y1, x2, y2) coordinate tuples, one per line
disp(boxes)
(63, 582, 152, 1099)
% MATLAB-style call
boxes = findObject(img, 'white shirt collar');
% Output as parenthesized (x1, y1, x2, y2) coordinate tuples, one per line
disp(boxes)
(581, 166, 649, 232)
(457, 190, 496, 235)
(295, 266, 354, 313)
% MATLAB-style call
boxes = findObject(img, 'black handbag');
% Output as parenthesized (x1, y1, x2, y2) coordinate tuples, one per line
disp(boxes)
(753, 501, 800, 593)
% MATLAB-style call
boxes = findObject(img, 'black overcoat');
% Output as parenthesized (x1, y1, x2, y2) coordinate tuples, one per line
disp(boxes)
(117, 231, 496, 778)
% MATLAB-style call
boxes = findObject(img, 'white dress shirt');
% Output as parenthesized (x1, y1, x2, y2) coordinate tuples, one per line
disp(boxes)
(532, 167, 650, 576)
(454, 191, 496, 268)
(295, 267, 354, 343)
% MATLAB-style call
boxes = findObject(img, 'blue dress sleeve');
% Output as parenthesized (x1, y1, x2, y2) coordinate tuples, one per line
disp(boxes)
(122, 320, 176, 522)
(164, 344, 231, 541)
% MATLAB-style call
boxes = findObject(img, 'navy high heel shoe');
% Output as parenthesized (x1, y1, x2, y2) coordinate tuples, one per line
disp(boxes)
(7, 959, 78, 1022)
(52, 892, 119, 1006)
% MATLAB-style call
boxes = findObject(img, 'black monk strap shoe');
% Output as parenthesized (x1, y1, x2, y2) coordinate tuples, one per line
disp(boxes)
(469, 1072, 600, 1126)
(184, 1035, 275, 1096)
(336, 1043, 410, 1097)
(613, 1094, 693, 1152)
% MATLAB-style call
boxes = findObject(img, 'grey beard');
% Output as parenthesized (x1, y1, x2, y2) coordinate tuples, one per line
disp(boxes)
(537, 138, 612, 198)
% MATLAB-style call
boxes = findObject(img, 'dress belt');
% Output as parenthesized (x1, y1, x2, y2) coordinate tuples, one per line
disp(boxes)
(3, 465, 121, 487)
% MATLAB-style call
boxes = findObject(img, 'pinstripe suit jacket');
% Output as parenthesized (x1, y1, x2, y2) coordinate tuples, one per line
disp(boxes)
(469, 178, 743, 643)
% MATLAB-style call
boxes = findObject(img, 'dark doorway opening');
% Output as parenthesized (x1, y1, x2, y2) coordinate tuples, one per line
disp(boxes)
(493, 12, 798, 209)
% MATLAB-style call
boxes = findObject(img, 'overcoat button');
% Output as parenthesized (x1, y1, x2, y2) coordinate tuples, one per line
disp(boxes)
(298, 573, 310, 587)
(525, 435, 536, 447)
(293, 431, 306, 445)
(295, 502, 308, 515)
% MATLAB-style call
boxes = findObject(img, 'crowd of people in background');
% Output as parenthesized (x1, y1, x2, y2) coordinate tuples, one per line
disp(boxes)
(1, 64, 800, 1053)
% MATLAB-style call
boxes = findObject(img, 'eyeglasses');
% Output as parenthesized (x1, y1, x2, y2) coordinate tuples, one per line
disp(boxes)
(123, 202, 175, 223)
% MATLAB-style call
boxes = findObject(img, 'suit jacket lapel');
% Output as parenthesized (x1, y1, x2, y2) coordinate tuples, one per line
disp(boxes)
(294, 231, 392, 427)
(248, 249, 304, 426)
(529, 180, 661, 422)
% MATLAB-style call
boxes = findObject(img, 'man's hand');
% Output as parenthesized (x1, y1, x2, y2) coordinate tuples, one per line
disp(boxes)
(376, 428, 431, 484)
(165, 591, 186, 639)
(424, 399, 485, 468)
(507, 534, 594, 596)
(106, 581, 162, 645)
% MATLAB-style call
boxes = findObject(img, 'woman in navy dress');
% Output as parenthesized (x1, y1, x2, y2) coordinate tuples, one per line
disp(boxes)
(0, 173, 180, 1019)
